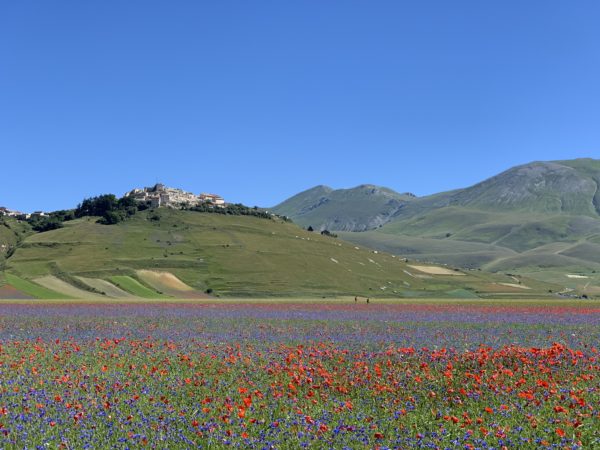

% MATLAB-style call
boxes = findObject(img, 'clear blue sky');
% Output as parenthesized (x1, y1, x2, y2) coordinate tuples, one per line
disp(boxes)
(1, 1, 599, 212)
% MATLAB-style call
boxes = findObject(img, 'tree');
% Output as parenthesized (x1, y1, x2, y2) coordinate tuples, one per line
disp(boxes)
(74, 194, 141, 225)
(98, 210, 126, 225)
(75, 194, 118, 217)
(117, 196, 138, 209)
(50, 209, 76, 222)
(30, 216, 63, 232)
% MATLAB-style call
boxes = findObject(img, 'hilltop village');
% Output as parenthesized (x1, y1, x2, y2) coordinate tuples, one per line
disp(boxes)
(0, 207, 47, 220)
(1, 185, 226, 220)
(124, 184, 226, 209)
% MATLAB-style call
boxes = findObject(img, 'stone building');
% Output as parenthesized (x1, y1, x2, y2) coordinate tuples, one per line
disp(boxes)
(124, 184, 225, 209)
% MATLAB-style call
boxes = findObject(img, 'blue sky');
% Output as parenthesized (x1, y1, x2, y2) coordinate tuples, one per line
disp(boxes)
(1, 1, 599, 212)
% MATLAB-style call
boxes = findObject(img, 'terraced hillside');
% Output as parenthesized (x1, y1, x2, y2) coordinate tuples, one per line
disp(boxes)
(1, 209, 557, 299)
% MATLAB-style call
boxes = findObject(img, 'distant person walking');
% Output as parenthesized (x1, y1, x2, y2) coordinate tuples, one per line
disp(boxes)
(366, 298, 370, 304)
(354, 296, 358, 303)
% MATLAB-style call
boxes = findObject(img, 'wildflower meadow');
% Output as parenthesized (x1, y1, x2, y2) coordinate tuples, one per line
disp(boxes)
(0, 301, 598, 449)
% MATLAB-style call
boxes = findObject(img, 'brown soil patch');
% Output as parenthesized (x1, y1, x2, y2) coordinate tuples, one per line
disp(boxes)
(407, 265, 465, 276)
(137, 270, 194, 291)
(136, 270, 211, 298)
(499, 282, 531, 290)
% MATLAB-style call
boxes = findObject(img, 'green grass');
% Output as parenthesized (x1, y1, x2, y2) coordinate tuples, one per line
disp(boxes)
(516, 267, 600, 296)
(0, 217, 31, 267)
(559, 241, 600, 264)
(109, 275, 170, 298)
(339, 206, 600, 296)
(379, 207, 500, 239)
(3, 210, 562, 298)
(338, 230, 515, 268)
(444, 288, 480, 299)
(4, 273, 70, 299)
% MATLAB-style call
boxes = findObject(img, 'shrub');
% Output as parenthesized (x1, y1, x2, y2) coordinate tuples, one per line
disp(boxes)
(29, 217, 64, 232)
(321, 229, 338, 238)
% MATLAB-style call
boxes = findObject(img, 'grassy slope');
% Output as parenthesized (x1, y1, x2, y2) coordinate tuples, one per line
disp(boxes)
(0, 218, 31, 282)
(340, 204, 600, 293)
(339, 230, 517, 268)
(268, 185, 334, 218)
(109, 275, 170, 299)
(271, 185, 416, 231)
(5, 274, 69, 299)
(4, 209, 557, 298)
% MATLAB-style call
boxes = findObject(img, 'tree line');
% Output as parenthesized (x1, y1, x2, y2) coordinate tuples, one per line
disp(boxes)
(26, 194, 146, 231)
(24, 195, 292, 233)
(187, 202, 280, 220)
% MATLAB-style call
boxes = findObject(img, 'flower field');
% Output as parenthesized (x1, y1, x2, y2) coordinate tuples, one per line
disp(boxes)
(0, 301, 598, 448)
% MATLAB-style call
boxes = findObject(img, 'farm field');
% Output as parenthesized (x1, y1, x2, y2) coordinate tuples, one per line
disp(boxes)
(0, 300, 597, 448)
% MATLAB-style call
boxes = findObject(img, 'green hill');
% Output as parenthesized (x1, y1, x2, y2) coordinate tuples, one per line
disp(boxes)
(0, 217, 30, 276)
(271, 184, 416, 231)
(1, 209, 558, 299)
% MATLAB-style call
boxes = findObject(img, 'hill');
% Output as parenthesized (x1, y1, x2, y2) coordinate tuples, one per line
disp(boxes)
(0, 216, 30, 267)
(0, 209, 558, 299)
(271, 184, 416, 231)
(276, 159, 600, 295)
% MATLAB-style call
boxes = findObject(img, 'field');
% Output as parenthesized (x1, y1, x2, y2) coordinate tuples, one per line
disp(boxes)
(0, 299, 598, 448)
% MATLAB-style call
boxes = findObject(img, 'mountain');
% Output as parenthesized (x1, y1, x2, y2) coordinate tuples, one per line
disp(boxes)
(0, 208, 558, 299)
(276, 159, 600, 295)
(400, 159, 600, 215)
(271, 184, 416, 231)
